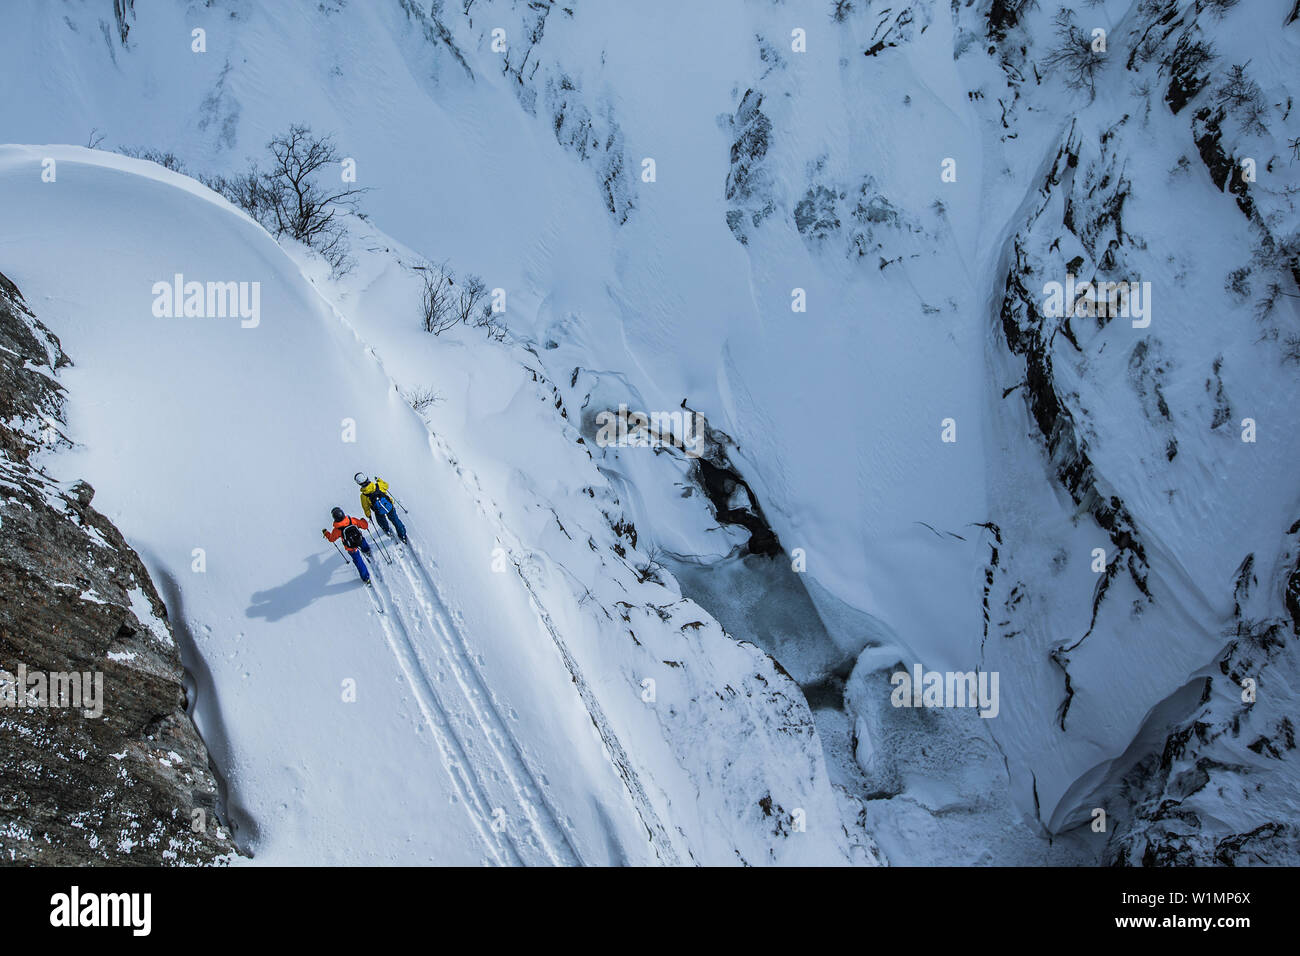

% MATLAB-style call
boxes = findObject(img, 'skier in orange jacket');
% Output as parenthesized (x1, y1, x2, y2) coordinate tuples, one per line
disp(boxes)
(323, 507, 373, 582)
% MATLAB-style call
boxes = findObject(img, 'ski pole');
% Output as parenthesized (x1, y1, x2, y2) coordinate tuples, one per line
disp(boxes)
(367, 525, 393, 564)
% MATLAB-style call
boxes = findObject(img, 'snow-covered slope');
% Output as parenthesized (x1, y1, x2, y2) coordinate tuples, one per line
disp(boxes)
(0, 145, 852, 865)
(2, 0, 1297, 865)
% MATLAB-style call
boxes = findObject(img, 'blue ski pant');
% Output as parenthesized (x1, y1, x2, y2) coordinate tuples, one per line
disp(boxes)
(372, 498, 407, 541)
(349, 538, 372, 581)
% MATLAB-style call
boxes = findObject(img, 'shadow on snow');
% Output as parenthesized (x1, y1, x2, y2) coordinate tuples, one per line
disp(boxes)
(245, 551, 364, 622)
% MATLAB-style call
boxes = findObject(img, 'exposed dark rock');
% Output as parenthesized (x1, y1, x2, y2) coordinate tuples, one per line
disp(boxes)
(0, 271, 236, 865)
(1191, 106, 1254, 219)
(997, 129, 1158, 729)
(396, 0, 475, 81)
(986, 0, 1033, 41)
(862, 4, 924, 58)
(999, 235, 1150, 602)
(1128, 338, 1177, 460)
(1206, 356, 1232, 429)
(793, 185, 841, 240)
(973, 521, 1003, 648)
(724, 89, 775, 245)
(692, 456, 780, 558)
(112, 0, 135, 45)
(1104, 542, 1300, 866)
(1163, 33, 1217, 115)
(672, 404, 780, 559)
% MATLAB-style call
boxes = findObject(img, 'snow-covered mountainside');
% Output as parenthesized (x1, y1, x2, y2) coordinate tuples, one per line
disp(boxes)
(1, 0, 1296, 866)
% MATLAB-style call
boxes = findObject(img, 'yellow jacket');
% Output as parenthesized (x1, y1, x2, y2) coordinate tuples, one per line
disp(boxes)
(359, 478, 391, 518)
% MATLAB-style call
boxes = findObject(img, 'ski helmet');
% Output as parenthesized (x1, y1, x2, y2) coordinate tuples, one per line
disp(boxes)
(331, 506, 345, 522)
(354, 472, 369, 486)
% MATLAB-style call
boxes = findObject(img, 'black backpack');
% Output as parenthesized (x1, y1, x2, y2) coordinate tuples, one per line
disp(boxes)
(341, 523, 364, 549)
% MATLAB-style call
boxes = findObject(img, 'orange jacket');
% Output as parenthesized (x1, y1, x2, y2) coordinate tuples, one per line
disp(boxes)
(324, 515, 369, 551)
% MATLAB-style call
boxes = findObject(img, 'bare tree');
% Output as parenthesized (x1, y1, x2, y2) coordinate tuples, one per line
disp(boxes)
(253, 126, 368, 273)
(417, 261, 458, 334)
(1237, 96, 1271, 137)
(454, 274, 489, 326)
(108, 126, 371, 276)
(1215, 64, 1258, 110)
(1043, 10, 1106, 99)
(1215, 63, 1270, 135)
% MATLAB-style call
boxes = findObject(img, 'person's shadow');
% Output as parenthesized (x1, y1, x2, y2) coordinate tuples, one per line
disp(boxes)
(246, 552, 362, 622)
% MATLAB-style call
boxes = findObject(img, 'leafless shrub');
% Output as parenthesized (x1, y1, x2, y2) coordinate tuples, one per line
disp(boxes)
(478, 315, 508, 342)
(1216, 63, 1270, 135)
(1255, 280, 1285, 326)
(1225, 266, 1252, 301)
(1043, 10, 1106, 99)
(1283, 334, 1300, 366)
(1238, 99, 1270, 137)
(634, 548, 669, 585)
(1216, 64, 1257, 110)
(404, 385, 445, 411)
(200, 169, 269, 220)
(1251, 231, 1300, 332)
(117, 146, 187, 172)
(417, 260, 457, 334)
(454, 274, 489, 326)
(415, 263, 505, 340)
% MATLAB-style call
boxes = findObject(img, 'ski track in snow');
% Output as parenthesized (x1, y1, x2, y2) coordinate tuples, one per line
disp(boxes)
(389, 539, 583, 865)
(357, 550, 520, 865)
(358, 528, 582, 866)
(309, 273, 680, 864)
(419, 431, 689, 866)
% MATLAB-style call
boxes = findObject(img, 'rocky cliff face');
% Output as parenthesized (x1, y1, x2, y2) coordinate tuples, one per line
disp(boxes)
(979, 0, 1300, 861)
(0, 270, 235, 865)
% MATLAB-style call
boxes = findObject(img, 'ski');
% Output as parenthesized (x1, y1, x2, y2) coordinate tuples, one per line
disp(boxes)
(363, 578, 386, 614)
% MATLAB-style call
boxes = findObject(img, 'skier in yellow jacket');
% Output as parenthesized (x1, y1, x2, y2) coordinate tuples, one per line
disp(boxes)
(354, 473, 408, 544)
